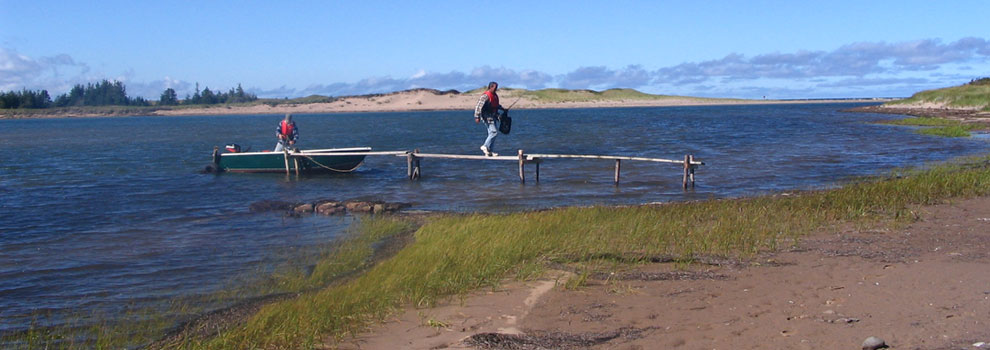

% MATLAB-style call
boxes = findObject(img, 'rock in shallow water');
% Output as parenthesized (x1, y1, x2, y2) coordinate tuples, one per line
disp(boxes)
(293, 203, 314, 214)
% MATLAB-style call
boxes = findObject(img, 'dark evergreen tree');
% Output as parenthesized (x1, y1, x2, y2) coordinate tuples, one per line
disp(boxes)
(0, 89, 52, 109)
(159, 88, 179, 105)
(201, 87, 217, 104)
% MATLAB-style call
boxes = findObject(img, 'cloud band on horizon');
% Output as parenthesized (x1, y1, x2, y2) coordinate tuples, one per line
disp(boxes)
(2, 37, 988, 100)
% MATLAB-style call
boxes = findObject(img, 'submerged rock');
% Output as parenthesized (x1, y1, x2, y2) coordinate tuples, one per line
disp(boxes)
(316, 202, 345, 215)
(250, 198, 410, 217)
(345, 201, 373, 213)
(249, 200, 296, 213)
(293, 203, 314, 214)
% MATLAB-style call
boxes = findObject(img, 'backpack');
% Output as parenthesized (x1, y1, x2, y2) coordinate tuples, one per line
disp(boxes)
(498, 111, 512, 134)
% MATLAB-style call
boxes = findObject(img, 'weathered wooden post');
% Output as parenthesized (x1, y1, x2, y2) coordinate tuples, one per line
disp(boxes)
(682, 154, 690, 189)
(294, 157, 300, 176)
(406, 151, 414, 179)
(412, 149, 421, 179)
(535, 158, 541, 182)
(688, 155, 696, 188)
(283, 148, 291, 175)
(406, 150, 421, 180)
(614, 159, 621, 185)
(518, 149, 525, 183)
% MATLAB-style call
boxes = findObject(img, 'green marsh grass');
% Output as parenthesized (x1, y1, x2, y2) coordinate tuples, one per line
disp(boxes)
(184, 156, 990, 349)
(916, 125, 975, 137)
(880, 116, 985, 137)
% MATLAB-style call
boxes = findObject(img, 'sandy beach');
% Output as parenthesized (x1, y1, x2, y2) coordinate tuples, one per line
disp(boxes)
(1, 89, 888, 119)
(337, 196, 990, 350)
(152, 91, 883, 117)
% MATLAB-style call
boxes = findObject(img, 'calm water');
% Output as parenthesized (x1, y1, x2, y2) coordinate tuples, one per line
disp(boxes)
(1, 103, 987, 334)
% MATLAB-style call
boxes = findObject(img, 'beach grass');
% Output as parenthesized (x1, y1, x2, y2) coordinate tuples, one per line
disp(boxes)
(879, 116, 985, 137)
(175, 155, 990, 349)
(510, 88, 728, 103)
(888, 80, 990, 109)
(916, 125, 975, 137)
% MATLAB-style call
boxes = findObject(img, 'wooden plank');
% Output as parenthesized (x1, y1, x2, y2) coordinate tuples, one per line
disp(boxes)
(410, 153, 519, 161)
(526, 153, 704, 165)
(296, 150, 702, 167)
(295, 151, 411, 157)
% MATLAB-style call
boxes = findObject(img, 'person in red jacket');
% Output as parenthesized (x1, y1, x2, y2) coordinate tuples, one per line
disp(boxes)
(473, 82, 506, 156)
(274, 113, 298, 152)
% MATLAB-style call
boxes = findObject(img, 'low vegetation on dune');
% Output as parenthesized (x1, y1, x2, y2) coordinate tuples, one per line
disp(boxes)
(503, 88, 738, 104)
(888, 77, 990, 110)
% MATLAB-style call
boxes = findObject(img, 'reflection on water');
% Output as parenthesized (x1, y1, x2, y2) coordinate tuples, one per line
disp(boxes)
(1, 103, 987, 333)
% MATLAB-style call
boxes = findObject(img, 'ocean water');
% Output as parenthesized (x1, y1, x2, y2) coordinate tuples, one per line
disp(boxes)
(1, 103, 987, 335)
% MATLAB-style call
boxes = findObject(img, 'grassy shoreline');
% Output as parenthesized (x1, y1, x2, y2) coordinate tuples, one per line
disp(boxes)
(161, 154, 990, 349)
(878, 116, 990, 137)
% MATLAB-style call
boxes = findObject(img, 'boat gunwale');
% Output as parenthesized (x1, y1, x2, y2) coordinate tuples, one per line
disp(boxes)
(219, 147, 373, 157)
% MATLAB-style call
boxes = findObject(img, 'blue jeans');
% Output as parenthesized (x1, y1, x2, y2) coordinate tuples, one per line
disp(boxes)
(482, 121, 498, 150)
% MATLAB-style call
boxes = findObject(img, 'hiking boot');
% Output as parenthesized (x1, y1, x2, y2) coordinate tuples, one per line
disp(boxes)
(480, 145, 490, 156)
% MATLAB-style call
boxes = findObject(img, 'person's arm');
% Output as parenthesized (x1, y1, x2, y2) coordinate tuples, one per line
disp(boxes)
(290, 123, 299, 143)
(474, 94, 489, 121)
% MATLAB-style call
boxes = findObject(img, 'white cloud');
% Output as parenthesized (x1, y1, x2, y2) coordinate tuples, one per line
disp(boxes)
(4, 37, 989, 100)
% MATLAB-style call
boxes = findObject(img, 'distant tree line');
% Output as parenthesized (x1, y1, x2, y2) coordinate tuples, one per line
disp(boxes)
(0, 89, 52, 109)
(53, 80, 149, 107)
(171, 83, 257, 106)
(1, 80, 257, 109)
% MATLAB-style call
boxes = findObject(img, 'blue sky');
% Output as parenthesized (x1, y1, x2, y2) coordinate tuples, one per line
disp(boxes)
(2, 0, 989, 100)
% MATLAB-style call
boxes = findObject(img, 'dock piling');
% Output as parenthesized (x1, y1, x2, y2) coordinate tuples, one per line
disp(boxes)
(682, 154, 697, 189)
(682, 155, 690, 189)
(614, 159, 621, 185)
(406, 150, 422, 180)
(535, 159, 541, 182)
(518, 149, 525, 183)
(688, 155, 696, 188)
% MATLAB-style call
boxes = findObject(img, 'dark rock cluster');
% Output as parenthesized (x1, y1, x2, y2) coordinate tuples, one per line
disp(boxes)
(249, 199, 409, 217)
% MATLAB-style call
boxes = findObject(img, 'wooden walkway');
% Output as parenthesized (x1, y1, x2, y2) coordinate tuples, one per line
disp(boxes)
(295, 149, 705, 188)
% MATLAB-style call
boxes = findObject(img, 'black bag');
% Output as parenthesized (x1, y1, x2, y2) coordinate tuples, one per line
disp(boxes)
(498, 111, 511, 134)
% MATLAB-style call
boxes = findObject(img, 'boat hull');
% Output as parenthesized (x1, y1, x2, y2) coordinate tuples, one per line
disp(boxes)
(217, 147, 369, 173)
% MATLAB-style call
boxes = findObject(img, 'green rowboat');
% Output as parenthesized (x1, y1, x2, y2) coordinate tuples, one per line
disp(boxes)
(213, 147, 370, 173)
